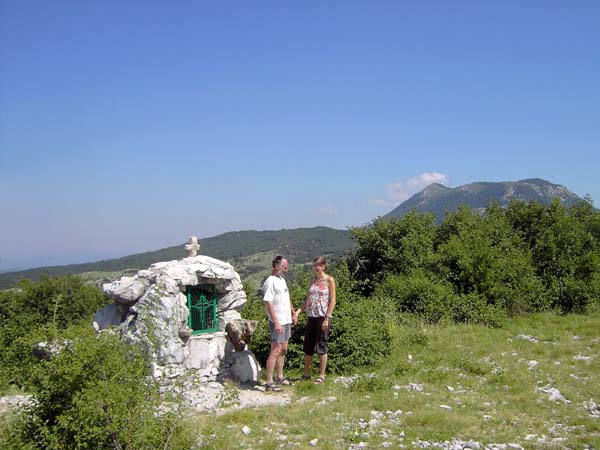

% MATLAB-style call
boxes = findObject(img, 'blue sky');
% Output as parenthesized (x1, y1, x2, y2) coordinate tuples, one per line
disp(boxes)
(1, 1, 599, 270)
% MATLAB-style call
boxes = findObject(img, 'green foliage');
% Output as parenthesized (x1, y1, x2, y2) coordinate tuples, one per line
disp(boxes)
(0, 324, 49, 392)
(450, 292, 505, 328)
(350, 212, 437, 293)
(348, 374, 393, 393)
(507, 199, 600, 313)
(0, 275, 108, 329)
(434, 204, 548, 315)
(375, 271, 457, 324)
(327, 294, 396, 372)
(0, 276, 109, 392)
(14, 327, 193, 450)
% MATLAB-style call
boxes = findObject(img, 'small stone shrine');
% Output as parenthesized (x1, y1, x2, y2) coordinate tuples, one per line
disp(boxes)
(94, 236, 261, 390)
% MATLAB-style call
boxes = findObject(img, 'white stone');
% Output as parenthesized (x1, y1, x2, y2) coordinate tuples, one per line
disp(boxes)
(185, 335, 226, 369)
(516, 334, 538, 343)
(218, 309, 243, 330)
(408, 383, 424, 392)
(218, 290, 248, 311)
(528, 360, 538, 371)
(309, 439, 318, 447)
(103, 276, 149, 305)
(241, 426, 251, 435)
(538, 385, 571, 403)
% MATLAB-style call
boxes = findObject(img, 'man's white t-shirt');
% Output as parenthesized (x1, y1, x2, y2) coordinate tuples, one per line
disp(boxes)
(262, 275, 292, 325)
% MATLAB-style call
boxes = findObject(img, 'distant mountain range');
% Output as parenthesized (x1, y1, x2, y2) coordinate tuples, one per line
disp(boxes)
(384, 178, 582, 221)
(0, 227, 355, 290)
(0, 178, 585, 289)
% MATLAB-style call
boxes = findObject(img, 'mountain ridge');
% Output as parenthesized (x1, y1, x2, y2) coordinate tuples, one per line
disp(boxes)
(384, 178, 583, 221)
(0, 226, 355, 289)
(0, 178, 587, 289)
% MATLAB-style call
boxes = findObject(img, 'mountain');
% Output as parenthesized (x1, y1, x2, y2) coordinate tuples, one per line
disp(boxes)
(384, 178, 583, 221)
(1, 178, 586, 290)
(0, 227, 355, 290)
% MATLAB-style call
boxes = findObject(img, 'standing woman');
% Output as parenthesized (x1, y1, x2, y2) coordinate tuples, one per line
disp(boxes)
(295, 256, 336, 384)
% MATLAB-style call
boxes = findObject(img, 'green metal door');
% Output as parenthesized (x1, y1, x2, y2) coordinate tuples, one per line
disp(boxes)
(186, 285, 218, 334)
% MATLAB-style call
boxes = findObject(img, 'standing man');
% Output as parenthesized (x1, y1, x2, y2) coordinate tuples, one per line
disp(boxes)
(262, 255, 296, 391)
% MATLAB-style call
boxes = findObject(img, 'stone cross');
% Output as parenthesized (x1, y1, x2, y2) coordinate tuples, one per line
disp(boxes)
(185, 236, 200, 257)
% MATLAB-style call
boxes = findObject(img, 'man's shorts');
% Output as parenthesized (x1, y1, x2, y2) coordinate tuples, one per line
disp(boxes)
(269, 322, 291, 343)
(303, 316, 330, 355)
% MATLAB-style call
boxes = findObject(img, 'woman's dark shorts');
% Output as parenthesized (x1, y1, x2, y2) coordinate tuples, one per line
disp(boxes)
(303, 316, 330, 355)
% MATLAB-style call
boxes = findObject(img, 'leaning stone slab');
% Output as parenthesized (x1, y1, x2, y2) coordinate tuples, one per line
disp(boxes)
(230, 350, 261, 383)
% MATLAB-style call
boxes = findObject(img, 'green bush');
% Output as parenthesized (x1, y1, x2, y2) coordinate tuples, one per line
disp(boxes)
(375, 271, 457, 324)
(0, 275, 108, 330)
(327, 295, 396, 373)
(349, 212, 437, 294)
(450, 292, 505, 328)
(0, 276, 109, 393)
(434, 204, 549, 315)
(14, 327, 193, 450)
(0, 324, 49, 391)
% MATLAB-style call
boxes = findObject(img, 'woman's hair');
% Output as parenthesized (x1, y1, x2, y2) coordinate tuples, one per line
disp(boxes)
(312, 256, 327, 268)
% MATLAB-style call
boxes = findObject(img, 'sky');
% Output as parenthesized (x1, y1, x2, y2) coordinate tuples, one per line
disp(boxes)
(1, 1, 599, 270)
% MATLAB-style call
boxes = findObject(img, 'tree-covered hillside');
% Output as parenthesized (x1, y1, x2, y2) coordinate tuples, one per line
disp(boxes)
(0, 226, 355, 289)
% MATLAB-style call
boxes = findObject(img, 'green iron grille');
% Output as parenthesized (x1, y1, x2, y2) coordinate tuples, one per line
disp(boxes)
(186, 285, 218, 334)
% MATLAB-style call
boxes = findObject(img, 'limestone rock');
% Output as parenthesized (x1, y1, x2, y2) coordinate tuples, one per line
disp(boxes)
(95, 254, 256, 401)
(226, 319, 258, 351)
(103, 276, 150, 305)
(33, 339, 71, 360)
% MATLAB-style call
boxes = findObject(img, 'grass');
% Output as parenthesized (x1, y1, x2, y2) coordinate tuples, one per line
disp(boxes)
(191, 311, 600, 449)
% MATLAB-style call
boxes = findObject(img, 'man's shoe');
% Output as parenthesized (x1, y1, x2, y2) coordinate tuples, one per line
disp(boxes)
(264, 383, 281, 392)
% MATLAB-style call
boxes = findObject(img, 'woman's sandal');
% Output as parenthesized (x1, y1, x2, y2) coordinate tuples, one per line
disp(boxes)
(264, 383, 281, 392)
(314, 376, 325, 384)
(276, 377, 291, 386)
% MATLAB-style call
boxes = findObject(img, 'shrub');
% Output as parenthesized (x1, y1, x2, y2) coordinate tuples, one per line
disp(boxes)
(375, 271, 458, 324)
(349, 212, 437, 294)
(450, 292, 505, 328)
(434, 205, 548, 315)
(0, 275, 108, 330)
(327, 295, 396, 373)
(15, 327, 193, 450)
(0, 276, 109, 392)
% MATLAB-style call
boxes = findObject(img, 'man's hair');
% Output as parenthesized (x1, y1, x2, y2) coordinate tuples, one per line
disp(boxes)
(272, 255, 284, 268)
